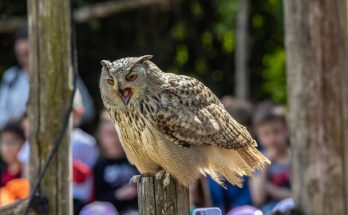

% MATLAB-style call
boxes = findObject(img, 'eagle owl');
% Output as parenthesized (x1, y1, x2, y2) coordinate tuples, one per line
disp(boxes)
(100, 55, 270, 187)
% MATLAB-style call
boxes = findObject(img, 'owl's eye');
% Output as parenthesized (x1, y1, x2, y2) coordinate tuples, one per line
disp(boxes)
(126, 74, 138, 81)
(107, 79, 114, 85)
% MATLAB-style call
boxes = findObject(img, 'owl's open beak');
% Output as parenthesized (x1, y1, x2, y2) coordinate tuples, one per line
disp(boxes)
(118, 87, 132, 106)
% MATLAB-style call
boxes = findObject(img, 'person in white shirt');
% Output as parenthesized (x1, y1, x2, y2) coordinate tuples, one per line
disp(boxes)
(0, 27, 95, 129)
(0, 27, 29, 128)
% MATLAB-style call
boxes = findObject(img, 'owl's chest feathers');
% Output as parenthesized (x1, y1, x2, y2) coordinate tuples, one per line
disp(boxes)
(112, 106, 161, 161)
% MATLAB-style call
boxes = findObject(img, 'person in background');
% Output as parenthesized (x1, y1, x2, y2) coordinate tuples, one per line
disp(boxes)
(208, 95, 254, 213)
(0, 26, 95, 129)
(0, 122, 29, 205)
(0, 27, 30, 128)
(0, 123, 25, 186)
(250, 109, 291, 213)
(72, 91, 99, 214)
(93, 111, 138, 215)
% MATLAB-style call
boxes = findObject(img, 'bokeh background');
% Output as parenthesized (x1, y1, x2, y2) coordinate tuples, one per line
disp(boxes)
(0, 1, 291, 214)
(0, 0, 285, 116)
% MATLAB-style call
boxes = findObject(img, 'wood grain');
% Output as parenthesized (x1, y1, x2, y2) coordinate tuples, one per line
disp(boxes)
(137, 176, 189, 215)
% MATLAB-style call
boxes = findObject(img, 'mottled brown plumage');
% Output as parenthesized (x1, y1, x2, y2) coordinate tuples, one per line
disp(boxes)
(100, 55, 270, 187)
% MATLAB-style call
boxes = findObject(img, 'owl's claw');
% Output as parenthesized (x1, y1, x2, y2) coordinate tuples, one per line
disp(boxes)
(155, 170, 171, 187)
(129, 175, 142, 184)
(129, 173, 154, 184)
(163, 172, 171, 187)
(155, 170, 165, 180)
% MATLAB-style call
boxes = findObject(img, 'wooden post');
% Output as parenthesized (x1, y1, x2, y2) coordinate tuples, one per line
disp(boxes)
(28, 0, 73, 214)
(284, 0, 348, 214)
(137, 176, 189, 215)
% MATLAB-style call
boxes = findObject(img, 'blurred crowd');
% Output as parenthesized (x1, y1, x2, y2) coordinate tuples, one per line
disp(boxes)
(0, 27, 292, 215)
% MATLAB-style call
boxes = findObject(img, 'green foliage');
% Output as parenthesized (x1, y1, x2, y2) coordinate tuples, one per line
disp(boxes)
(176, 45, 189, 65)
(222, 30, 235, 53)
(213, 0, 239, 37)
(0, 0, 286, 105)
(249, 0, 285, 102)
(262, 49, 286, 104)
(252, 14, 264, 29)
(171, 22, 189, 41)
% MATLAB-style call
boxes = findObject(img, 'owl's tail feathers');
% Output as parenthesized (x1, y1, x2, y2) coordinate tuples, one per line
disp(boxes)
(205, 146, 270, 188)
(236, 146, 270, 171)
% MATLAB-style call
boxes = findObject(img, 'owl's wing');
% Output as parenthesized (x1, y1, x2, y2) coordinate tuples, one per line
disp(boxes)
(153, 74, 256, 149)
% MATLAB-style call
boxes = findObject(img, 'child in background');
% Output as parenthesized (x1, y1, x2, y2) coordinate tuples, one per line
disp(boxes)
(0, 122, 29, 205)
(94, 111, 138, 215)
(0, 123, 25, 186)
(250, 109, 291, 213)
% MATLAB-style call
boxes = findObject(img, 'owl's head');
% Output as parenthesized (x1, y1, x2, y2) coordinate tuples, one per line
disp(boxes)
(100, 55, 160, 111)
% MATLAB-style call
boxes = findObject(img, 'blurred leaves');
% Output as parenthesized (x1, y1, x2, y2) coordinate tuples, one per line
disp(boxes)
(252, 14, 263, 29)
(249, 0, 285, 103)
(176, 44, 189, 65)
(211, 70, 224, 82)
(171, 22, 188, 41)
(167, 0, 285, 102)
(0, 0, 286, 104)
(262, 49, 286, 103)
(191, 1, 204, 19)
(213, 0, 238, 37)
(222, 30, 235, 53)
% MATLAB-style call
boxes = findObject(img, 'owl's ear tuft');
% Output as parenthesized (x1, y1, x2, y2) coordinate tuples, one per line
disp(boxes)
(101, 60, 112, 69)
(136, 55, 153, 64)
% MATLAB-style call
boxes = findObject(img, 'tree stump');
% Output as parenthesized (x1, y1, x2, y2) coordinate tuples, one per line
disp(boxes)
(137, 176, 189, 215)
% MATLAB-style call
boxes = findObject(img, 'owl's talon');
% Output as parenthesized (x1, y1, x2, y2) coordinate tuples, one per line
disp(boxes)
(130, 173, 154, 184)
(155, 170, 171, 187)
(129, 175, 141, 184)
(155, 170, 166, 180)
(163, 172, 171, 187)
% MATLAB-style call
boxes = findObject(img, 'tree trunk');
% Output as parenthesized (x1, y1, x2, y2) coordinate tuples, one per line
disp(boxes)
(284, 1, 348, 214)
(28, 0, 73, 214)
(137, 176, 189, 215)
(235, 0, 250, 99)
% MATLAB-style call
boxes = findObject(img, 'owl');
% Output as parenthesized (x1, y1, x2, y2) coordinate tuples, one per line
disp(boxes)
(100, 55, 270, 187)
